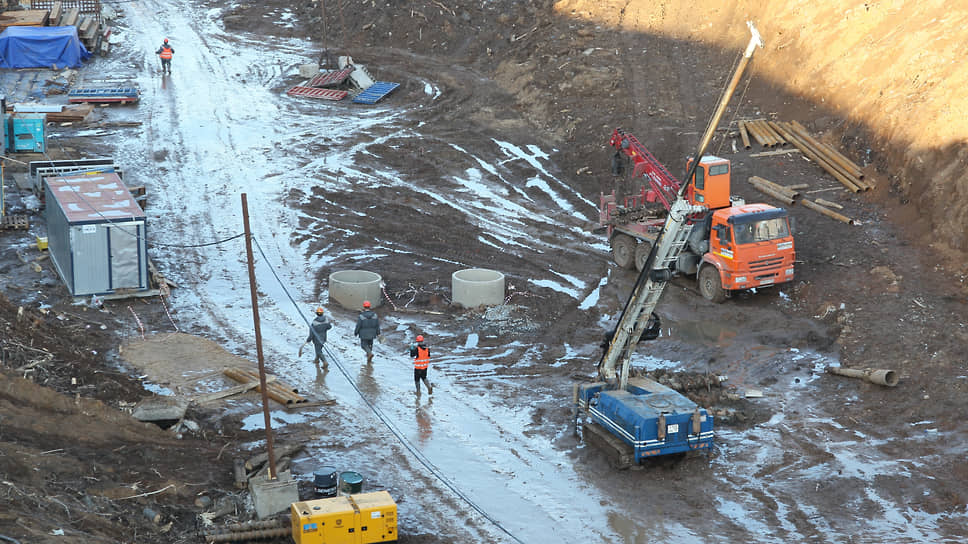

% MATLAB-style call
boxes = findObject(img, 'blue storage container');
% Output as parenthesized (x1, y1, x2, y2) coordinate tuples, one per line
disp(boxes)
(9, 113, 46, 152)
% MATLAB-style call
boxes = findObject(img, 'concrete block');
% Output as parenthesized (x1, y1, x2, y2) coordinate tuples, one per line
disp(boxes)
(131, 397, 188, 425)
(250, 470, 299, 519)
(298, 64, 320, 78)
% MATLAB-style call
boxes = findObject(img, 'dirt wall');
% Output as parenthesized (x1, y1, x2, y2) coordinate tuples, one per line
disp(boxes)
(553, 0, 968, 273)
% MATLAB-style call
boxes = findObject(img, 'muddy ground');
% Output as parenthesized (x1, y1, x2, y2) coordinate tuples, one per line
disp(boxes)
(1, 0, 967, 543)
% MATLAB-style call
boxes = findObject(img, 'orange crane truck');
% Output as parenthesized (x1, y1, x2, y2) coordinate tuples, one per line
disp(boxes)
(601, 129, 796, 302)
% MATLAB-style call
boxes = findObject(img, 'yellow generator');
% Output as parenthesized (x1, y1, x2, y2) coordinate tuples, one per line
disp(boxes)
(291, 491, 397, 544)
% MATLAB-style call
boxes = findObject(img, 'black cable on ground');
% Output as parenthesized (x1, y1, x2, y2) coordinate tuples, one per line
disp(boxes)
(251, 236, 526, 544)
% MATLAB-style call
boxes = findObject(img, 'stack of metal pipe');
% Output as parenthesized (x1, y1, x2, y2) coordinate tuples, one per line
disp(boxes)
(747, 175, 801, 206)
(740, 119, 787, 148)
(771, 121, 872, 193)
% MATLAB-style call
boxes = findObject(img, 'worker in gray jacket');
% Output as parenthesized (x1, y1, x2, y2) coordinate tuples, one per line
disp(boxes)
(353, 300, 380, 364)
(303, 307, 333, 371)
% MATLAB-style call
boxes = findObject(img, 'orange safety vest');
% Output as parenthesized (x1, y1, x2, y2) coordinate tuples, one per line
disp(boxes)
(413, 346, 430, 370)
(159, 46, 173, 59)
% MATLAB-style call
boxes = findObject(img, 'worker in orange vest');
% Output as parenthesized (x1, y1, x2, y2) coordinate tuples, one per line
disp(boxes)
(409, 335, 433, 396)
(156, 38, 174, 74)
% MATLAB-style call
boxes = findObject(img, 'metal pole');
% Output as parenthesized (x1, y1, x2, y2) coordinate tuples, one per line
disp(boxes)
(241, 193, 276, 480)
(681, 21, 763, 197)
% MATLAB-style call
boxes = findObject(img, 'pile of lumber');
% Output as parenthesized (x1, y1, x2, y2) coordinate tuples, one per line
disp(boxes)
(43, 1, 103, 49)
(0, 9, 50, 33)
(223, 366, 309, 406)
(47, 103, 93, 122)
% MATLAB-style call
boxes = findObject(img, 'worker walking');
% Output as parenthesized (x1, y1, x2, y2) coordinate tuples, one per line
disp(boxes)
(353, 300, 380, 364)
(409, 335, 433, 396)
(301, 307, 333, 371)
(156, 38, 174, 74)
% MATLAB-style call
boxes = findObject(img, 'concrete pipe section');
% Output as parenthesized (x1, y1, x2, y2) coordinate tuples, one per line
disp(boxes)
(452, 268, 505, 308)
(328, 270, 383, 310)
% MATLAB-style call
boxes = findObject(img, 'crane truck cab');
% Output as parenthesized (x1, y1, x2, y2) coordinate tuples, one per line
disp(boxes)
(699, 203, 795, 302)
(686, 154, 732, 209)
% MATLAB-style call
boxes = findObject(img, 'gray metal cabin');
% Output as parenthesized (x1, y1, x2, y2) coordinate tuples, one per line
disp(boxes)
(44, 172, 148, 297)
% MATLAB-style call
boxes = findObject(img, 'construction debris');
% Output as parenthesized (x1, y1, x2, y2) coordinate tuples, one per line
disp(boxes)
(826, 366, 899, 387)
(287, 56, 399, 104)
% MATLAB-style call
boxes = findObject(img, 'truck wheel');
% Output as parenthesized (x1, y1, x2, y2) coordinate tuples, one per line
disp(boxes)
(611, 234, 636, 269)
(634, 241, 653, 271)
(698, 265, 727, 303)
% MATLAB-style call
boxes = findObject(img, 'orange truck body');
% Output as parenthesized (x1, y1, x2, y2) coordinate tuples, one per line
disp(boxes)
(603, 130, 796, 300)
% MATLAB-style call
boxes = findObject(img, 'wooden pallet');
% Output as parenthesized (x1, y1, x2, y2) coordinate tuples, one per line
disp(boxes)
(286, 86, 347, 101)
(0, 215, 29, 230)
(308, 66, 354, 88)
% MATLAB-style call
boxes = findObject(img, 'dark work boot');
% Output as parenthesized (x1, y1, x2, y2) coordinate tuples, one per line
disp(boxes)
(427, 381, 434, 395)
(366, 352, 373, 364)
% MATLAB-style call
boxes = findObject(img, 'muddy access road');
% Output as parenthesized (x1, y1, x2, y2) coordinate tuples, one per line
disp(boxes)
(1, 0, 966, 543)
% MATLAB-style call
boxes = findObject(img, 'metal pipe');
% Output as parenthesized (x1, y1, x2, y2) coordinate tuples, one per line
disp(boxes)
(826, 366, 898, 387)
(750, 120, 779, 146)
(204, 527, 291, 543)
(738, 121, 752, 149)
(801, 199, 855, 224)
(784, 122, 866, 190)
(791, 120, 865, 180)
(759, 120, 787, 146)
(683, 20, 763, 195)
(774, 123, 862, 192)
(748, 179, 796, 206)
(749, 175, 800, 200)
(815, 198, 843, 209)
(744, 119, 771, 147)
(784, 122, 859, 180)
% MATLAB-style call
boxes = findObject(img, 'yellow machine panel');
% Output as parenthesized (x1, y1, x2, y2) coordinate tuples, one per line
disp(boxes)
(291, 491, 397, 544)
(352, 491, 397, 544)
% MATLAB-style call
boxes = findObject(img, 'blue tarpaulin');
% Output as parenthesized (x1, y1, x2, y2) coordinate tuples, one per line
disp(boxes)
(0, 26, 91, 69)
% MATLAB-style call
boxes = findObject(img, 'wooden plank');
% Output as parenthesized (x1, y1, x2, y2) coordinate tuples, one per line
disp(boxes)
(50, 1, 63, 24)
(0, 9, 51, 28)
(78, 15, 94, 34)
(192, 377, 277, 404)
(62, 7, 79, 26)
(284, 398, 336, 411)
(46, 104, 94, 122)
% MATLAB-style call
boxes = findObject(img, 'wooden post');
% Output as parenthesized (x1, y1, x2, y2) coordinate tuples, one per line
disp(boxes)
(241, 193, 276, 480)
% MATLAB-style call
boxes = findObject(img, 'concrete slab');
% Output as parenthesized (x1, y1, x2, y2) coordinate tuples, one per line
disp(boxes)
(131, 396, 188, 423)
(298, 64, 319, 78)
(250, 470, 299, 519)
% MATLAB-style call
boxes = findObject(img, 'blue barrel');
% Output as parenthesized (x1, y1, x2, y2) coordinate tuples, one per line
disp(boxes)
(338, 471, 364, 495)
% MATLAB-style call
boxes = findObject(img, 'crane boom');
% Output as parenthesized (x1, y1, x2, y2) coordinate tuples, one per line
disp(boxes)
(599, 22, 763, 390)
